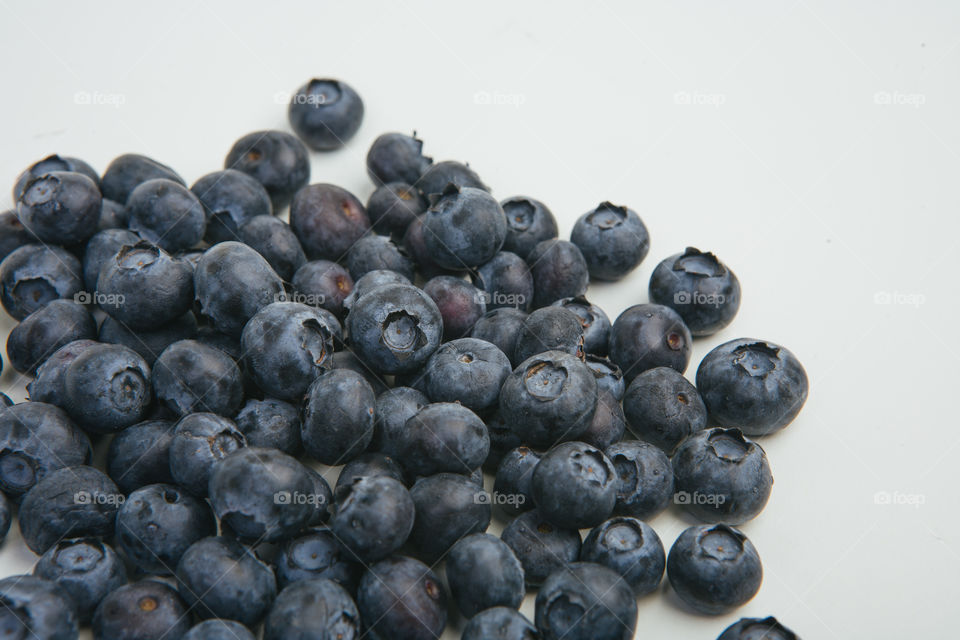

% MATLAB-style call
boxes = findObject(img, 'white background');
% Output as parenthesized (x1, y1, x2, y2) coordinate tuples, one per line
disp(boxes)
(1, 1, 957, 637)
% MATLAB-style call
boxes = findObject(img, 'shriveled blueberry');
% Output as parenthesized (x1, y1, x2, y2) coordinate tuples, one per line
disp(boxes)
(493, 447, 539, 517)
(649, 247, 741, 336)
(471, 307, 528, 366)
(357, 556, 447, 640)
(0, 244, 83, 320)
(101, 153, 185, 204)
(578, 390, 626, 451)
(501, 509, 581, 587)
(623, 366, 706, 453)
(672, 427, 773, 524)
(717, 616, 799, 640)
(696, 338, 809, 436)
(63, 343, 152, 433)
(409, 472, 491, 561)
(289, 184, 370, 261)
(116, 483, 215, 575)
(234, 398, 301, 455)
(13, 153, 99, 200)
(288, 78, 364, 150)
(474, 251, 533, 311)
(346, 233, 414, 282)
(34, 537, 126, 622)
(422, 184, 506, 269)
(532, 441, 617, 529)
(667, 524, 762, 615)
(332, 476, 414, 563)
(7, 299, 95, 374)
(19, 465, 120, 554)
(551, 296, 610, 355)
(239, 215, 306, 281)
(366, 132, 433, 186)
(194, 241, 284, 337)
(0, 209, 36, 261)
(152, 339, 243, 417)
(447, 533, 524, 618)
(423, 337, 510, 413)
(526, 239, 589, 308)
(335, 452, 406, 494)
(274, 528, 363, 592)
(97, 241, 194, 331)
(291, 259, 354, 317)
(366, 182, 427, 237)
(176, 536, 276, 626)
(192, 168, 273, 244)
(501, 195, 558, 260)
(302, 369, 374, 466)
(82, 228, 140, 291)
(463, 607, 538, 640)
(184, 620, 256, 640)
(423, 275, 486, 341)
(418, 159, 488, 196)
(608, 303, 692, 381)
(99, 312, 198, 366)
(535, 562, 637, 640)
(397, 403, 490, 476)
(606, 440, 674, 520)
(571, 201, 649, 281)
(581, 516, 664, 597)
(168, 413, 245, 496)
(28, 338, 96, 404)
(106, 420, 176, 493)
(584, 354, 625, 400)
(17, 171, 101, 246)
(0, 575, 78, 640)
(264, 578, 360, 640)
(225, 130, 310, 211)
(514, 306, 584, 364)
(371, 386, 429, 457)
(499, 351, 597, 449)
(125, 179, 206, 253)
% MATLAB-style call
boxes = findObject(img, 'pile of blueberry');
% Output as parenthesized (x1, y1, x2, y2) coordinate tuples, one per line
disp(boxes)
(0, 77, 808, 640)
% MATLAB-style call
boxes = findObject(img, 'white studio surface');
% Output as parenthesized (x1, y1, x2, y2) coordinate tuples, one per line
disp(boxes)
(0, 1, 957, 638)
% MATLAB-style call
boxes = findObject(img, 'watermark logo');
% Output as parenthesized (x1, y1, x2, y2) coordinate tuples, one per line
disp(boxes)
(873, 291, 925, 307)
(673, 291, 726, 307)
(275, 291, 326, 306)
(674, 91, 726, 108)
(274, 491, 328, 506)
(873, 490, 925, 508)
(74, 491, 125, 506)
(874, 91, 925, 108)
(474, 490, 527, 508)
(474, 90, 526, 108)
(74, 291, 125, 308)
(74, 91, 125, 108)
(674, 491, 726, 506)
(476, 291, 527, 307)
(273, 91, 329, 106)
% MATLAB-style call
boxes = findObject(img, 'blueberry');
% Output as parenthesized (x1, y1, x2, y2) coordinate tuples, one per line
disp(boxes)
(0, 575, 78, 640)
(17, 171, 101, 246)
(666, 524, 762, 615)
(500, 196, 558, 260)
(334, 452, 406, 494)
(514, 306, 585, 364)
(291, 259, 354, 317)
(581, 516, 664, 597)
(63, 343, 152, 433)
(239, 215, 306, 281)
(152, 339, 243, 417)
(498, 351, 598, 449)
(342, 268, 411, 312)
(422, 275, 486, 341)
(570, 202, 649, 281)
(0, 244, 83, 320)
(584, 354, 625, 400)
(401, 214, 448, 279)
(366, 182, 427, 238)
(125, 179, 206, 253)
(526, 239, 589, 308)
(396, 403, 490, 476)
(331, 476, 414, 563)
(608, 303, 692, 382)
(13, 153, 100, 201)
(418, 159, 488, 196)
(194, 241, 284, 337)
(234, 398, 301, 455)
(531, 441, 617, 529)
(470, 307, 528, 366)
(366, 132, 433, 186)
(345, 233, 414, 282)
(264, 578, 360, 640)
(422, 184, 506, 269)
(606, 439, 674, 520)
(0, 492, 10, 541)
(672, 427, 773, 524)
(99, 312, 198, 366)
(409, 472, 491, 561)
(357, 556, 447, 640)
(184, 619, 256, 640)
(717, 616, 799, 640)
(473, 251, 533, 311)
(370, 386, 429, 457)
(696, 338, 809, 436)
(423, 337, 511, 413)
(493, 447, 539, 517)
(289, 183, 370, 261)
(446, 533, 524, 618)
(346, 283, 442, 375)
(0, 209, 36, 261)
(225, 130, 310, 211)
(7, 299, 95, 374)
(622, 366, 706, 452)
(0, 402, 91, 500)
(194, 326, 242, 360)
(25, 340, 93, 403)
(241, 302, 335, 403)
(288, 78, 364, 150)
(82, 228, 140, 291)
(101, 153, 185, 204)
(327, 349, 389, 395)
(93, 579, 189, 640)
(535, 562, 637, 640)
(550, 295, 611, 355)
(34, 538, 127, 623)
(462, 607, 539, 640)
(19, 465, 119, 554)
(501, 509, 581, 586)
(579, 390, 626, 451)
(191, 168, 273, 244)
(176, 536, 277, 626)
(273, 528, 363, 592)
(97, 241, 195, 331)
(649, 247, 741, 336)
(304, 468, 335, 526)
(168, 413, 245, 496)
(106, 420, 175, 493)
(301, 369, 374, 465)
(98, 198, 129, 231)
